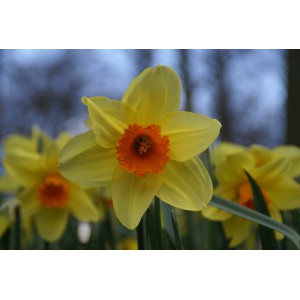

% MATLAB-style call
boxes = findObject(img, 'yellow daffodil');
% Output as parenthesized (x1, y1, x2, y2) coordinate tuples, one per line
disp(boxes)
(2, 128, 100, 242)
(273, 145, 300, 179)
(59, 65, 221, 229)
(203, 143, 300, 247)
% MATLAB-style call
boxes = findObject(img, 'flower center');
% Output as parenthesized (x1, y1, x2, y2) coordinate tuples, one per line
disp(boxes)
(135, 136, 152, 154)
(116, 124, 170, 177)
(237, 181, 270, 210)
(38, 174, 70, 208)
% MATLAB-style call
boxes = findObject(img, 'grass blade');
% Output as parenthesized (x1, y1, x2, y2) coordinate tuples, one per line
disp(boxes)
(171, 210, 184, 250)
(136, 217, 146, 250)
(145, 208, 157, 250)
(154, 197, 163, 249)
(245, 171, 278, 249)
(210, 195, 300, 249)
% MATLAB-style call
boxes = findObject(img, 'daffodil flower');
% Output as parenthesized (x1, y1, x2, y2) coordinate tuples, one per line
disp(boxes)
(59, 65, 221, 229)
(2, 128, 100, 242)
(203, 143, 300, 247)
(273, 145, 300, 179)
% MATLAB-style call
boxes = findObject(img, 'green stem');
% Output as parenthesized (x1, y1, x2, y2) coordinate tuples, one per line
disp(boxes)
(154, 197, 163, 249)
(105, 209, 116, 250)
(210, 195, 300, 249)
(136, 217, 146, 250)
(14, 207, 21, 250)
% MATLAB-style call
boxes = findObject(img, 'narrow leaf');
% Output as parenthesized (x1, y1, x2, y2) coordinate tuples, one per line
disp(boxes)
(136, 217, 146, 250)
(154, 197, 163, 249)
(210, 195, 300, 249)
(171, 210, 184, 250)
(162, 229, 176, 250)
(145, 208, 157, 250)
(245, 171, 278, 250)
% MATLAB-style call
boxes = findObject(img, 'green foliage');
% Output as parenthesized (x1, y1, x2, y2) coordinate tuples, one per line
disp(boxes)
(210, 196, 300, 249)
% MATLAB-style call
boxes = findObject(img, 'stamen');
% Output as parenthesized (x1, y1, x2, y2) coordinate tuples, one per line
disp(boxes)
(135, 136, 151, 154)
(116, 124, 170, 177)
(38, 174, 70, 208)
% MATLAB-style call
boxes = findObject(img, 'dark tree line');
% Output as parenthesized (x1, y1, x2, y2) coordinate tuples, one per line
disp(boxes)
(0, 49, 290, 151)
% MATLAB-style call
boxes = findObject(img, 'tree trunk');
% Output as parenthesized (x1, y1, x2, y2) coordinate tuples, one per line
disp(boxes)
(286, 50, 300, 145)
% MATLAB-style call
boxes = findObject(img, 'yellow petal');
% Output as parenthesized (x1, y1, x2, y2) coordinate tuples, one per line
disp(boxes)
(161, 111, 221, 161)
(68, 189, 100, 222)
(215, 151, 255, 184)
(19, 187, 41, 218)
(59, 130, 117, 187)
(202, 205, 232, 221)
(82, 96, 135, 148)
(122, 65, 181, 125)
(157, 158, 212, 211)
(2, 152, 42, 187)
(274, 145, 300, 178)
(3, 134, 35, 154)
(265, 177, 300, 210)
(253, 157, 290, 185)
(268, 202, 284, 240)
(212, 142, 246, 165)
(41, 143, 59, 172)
(55, 131, 71, 149)
(34, 207, 69, 242)
(249, 144, 273, 166)
(0, 174, 19, 193)
(31, 126, 51, 148)
(202, 184, 237, 220)
(223, 216, 251, 248)
(214, 183, 238, 200)
(112, 166, 162, 230)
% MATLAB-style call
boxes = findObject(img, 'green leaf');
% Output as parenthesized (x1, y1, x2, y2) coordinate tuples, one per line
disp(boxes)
(162, 229, 176, 250)
(210, 195, 300, 249)
(9, 207, 21, 250)
(199, 217, 229, 250)
(245, 171, 278, 250)
(145, 207, 157, 250)
(200, 148, 216, 187)
(290, 209, 300, 233)
(171, 210, 184, 250)
(136, 217, 146, 250)
(36, 136, 44, 153)
(154, 197, 163, 249)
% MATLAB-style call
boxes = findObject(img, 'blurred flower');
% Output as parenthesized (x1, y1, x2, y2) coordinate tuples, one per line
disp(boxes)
(0, 199, 19, 237)
(273, 145, 300, 179)
(203, 143, 300, 247)
(2, 127, 100, 242)
(0, 173, 19, 238)
(117, 238, 138, 250)
(59, 65, 221, 229)
(0, 174, 19, 193)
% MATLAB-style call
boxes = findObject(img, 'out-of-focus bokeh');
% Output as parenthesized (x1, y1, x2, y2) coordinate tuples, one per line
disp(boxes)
(1, 49, 299, 170)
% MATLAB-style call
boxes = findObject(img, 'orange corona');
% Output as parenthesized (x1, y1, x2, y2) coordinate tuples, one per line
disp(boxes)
(238, 181, 270, 210)
(116, 124, 170, 177)
(38, 174, 70, 208)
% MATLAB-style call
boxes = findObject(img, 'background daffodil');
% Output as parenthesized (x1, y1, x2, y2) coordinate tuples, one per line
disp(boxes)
(2, 128, 100, 242)
(59, 65, 221, 229)
(273, 145, 300, 179)
(203, 143, 300, 247)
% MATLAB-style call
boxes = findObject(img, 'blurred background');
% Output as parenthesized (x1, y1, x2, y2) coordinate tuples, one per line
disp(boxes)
(0, 49, 299, 170)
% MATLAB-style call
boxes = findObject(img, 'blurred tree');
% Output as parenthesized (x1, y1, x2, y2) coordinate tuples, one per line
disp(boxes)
(286, 50, 300, 146)
(207, 50, 233, 142)
(0, 50, 91, 138)
(0, 50, 3, 139)
(179, 49, 194, 112)
(133, 49, 153, 73)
